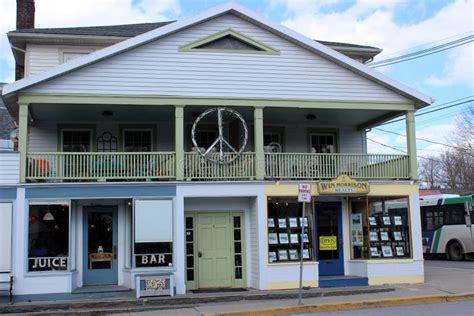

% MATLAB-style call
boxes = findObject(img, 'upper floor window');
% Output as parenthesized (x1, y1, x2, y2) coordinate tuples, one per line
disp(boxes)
(310, 133, 336, 153)
(123, 129, 153, 152)
(61, 130, 92, 152)
(63, 52, 88, 63)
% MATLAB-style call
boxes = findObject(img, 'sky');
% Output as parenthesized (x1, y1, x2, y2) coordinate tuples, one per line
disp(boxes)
(0, 0, 473, 158)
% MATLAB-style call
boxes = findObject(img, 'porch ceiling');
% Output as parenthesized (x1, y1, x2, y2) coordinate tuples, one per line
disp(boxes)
(264, 107, 401, 128)
(29, 103, 174, 121)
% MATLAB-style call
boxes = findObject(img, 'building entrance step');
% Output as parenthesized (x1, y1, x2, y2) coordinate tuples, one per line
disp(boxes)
(319, 275, 369, 288)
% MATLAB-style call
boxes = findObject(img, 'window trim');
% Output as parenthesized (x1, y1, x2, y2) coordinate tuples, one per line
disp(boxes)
(132, 197, 175, 270)
(264, 126, 285, 152)
(179, 28, 280, 55)
(119, 124, 156, 152)
(307, 128, 340, 153)
(25, 200, 72, 275)
(0, 202, 13, 273)
(58, 124, 95, 152)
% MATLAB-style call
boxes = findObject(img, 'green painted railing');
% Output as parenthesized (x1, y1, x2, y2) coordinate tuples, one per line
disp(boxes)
(26, 152, 176, 181)
(184, 152, 256, 180)
(265, 153, 410, 180)
(25, 152, 410, 182)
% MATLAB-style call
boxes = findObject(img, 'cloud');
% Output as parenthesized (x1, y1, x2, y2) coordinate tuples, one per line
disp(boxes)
(0, 0, 181, 82)
(366, 132, 402, 154)
(425, 43, 474, 88)
(268, 0, 473, 58)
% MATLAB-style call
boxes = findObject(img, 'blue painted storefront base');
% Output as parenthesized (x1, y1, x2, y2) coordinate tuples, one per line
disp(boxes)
(319, 275, 369, 288)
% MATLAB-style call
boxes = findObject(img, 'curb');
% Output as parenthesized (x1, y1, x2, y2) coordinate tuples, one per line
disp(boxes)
(204, 293, 474, 316)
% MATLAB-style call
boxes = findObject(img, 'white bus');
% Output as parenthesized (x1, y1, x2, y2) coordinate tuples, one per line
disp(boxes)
(420, 195, 473, 261)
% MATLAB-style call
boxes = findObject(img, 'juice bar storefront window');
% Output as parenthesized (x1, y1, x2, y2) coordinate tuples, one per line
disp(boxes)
(134, 199, 173, 268)
(350, 196, 411, 259)
(28, 202, 70, 272)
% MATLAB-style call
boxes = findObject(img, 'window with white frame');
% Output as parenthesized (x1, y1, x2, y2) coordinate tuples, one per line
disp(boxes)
(0, 203, 12, 272)
(310, 133, 336, 153)
(134, 199, 173, 268)
(27, 202, 70, 272)
(61, 130, 92, 152)
(123, 129, 153, 152)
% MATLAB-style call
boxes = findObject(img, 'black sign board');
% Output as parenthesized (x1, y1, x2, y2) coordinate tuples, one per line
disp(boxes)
(135, 254, 172, 268)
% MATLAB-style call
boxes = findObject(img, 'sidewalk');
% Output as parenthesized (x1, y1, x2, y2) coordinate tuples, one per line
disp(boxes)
(1, 261, 472, 315)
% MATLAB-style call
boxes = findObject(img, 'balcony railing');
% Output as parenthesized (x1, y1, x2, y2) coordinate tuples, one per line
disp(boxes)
(184, 152, 256, 180)
(26, 152, 176, 181)
(265, 153, 410, 180)
(25, 152, 410, 182)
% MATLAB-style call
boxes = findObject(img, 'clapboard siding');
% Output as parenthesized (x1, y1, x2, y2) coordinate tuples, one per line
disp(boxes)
(284, 125, 365, 153)
(27, 120, 175, 152)
(0, 152, 20, 184)
(26, 44, 103, 77)
(26, 14, 410, 104)
(249, 198, 260, 288)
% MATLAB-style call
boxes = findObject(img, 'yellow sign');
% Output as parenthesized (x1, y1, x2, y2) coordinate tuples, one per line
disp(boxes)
(319, 236, 337, 251)
(317, 175, 370, 195)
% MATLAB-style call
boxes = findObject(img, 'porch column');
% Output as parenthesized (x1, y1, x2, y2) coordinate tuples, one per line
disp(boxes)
(406, 110, 417, 180)
(175, 105, 185, 181)
(18, 103, 29, 183)
(254, 106, 265, 180)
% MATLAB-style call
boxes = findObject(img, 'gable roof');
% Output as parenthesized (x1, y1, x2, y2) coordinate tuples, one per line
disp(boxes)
(2, 2, 432, 107)
(8, 21, 382, 53)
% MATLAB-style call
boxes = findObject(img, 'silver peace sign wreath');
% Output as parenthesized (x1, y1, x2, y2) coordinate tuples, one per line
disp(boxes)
(191, 107, 248, 164)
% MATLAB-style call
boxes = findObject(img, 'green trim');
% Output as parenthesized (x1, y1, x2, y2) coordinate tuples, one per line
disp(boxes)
(179, 28, 280, 55)
(18, 103, 28, 183)
(231, 211, 247, 288)
(175, 105, 185, 181)
(405, 111, 417, 180)
(432, 227, 442, 253)
(254, 107, 265, 180)
(18, 94, 415, 111)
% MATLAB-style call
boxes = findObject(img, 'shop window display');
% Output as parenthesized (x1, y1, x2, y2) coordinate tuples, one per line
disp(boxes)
(267, 198, 314, 263)
(134, 199, 173, 268)
(28, 203, 70, 272)
(350, 197, 411, 259)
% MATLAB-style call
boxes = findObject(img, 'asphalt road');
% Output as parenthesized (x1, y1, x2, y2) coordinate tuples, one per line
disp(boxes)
(293, 301, 474, 316)
(424, 258, 474, 270)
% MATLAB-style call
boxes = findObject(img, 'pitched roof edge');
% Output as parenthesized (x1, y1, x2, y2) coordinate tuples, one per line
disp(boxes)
(2, 2, 433, 107)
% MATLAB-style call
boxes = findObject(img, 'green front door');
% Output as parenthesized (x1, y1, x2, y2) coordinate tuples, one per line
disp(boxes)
(197, 213, 232, 288)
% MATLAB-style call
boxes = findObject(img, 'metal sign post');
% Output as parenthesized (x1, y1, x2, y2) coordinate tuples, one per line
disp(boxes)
(297, 183, 311, 305)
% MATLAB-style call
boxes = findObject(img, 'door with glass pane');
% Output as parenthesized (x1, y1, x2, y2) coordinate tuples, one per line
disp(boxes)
(316, 203, 344, 276)
(196, 213, 232, 288)
(83, 206, 118, 286)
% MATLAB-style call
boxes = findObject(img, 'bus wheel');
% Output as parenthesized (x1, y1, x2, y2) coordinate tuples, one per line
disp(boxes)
(447, 241, 464, 261)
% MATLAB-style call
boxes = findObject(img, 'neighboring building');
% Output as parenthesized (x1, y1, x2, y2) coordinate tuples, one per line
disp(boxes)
(0, 84, 16, 150)
(1, 1, 432, 298)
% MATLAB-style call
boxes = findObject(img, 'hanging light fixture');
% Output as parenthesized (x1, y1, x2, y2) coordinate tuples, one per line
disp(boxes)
(43, 210, 55, 221)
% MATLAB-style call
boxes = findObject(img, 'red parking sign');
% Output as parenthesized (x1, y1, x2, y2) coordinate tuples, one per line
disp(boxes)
(298, 183, 312, 203)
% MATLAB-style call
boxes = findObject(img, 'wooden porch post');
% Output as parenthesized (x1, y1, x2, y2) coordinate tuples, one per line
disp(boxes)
(175, 105, 185, 180)
(406, 110, 417, 180)
(254, 106, 265, 180)
(18, 103, 29, 183)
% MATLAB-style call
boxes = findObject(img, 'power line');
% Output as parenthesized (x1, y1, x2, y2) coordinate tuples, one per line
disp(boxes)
(373, 127, 472, 152)
(369, 35, 473, 68)
(367, 137, 443, 163)
(378, 98, 473, 126)
(375, 31, 473, 60)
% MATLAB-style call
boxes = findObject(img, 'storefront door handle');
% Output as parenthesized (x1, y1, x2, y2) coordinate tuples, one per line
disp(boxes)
(113, 245, 117, 259)
(198, 251, 203, 258)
